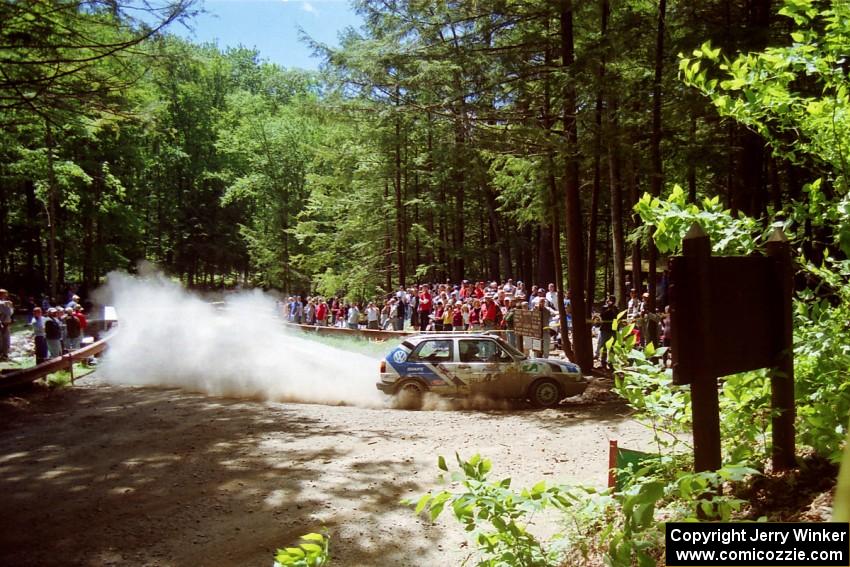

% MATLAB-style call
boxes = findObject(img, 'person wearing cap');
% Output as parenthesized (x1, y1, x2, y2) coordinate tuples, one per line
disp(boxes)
(44, 308, 62, 358)
(442, 300, 454, 331)
(366, 301, 380, 330)
(30, 307, 48, 364)
(515, 281, 527, 302)
(65, 307, 82, 351)
(394, 293, 406, 331)
(482, 296, 499, 331)
(0, 289, 13, 361)
(433, 299, 445, 332)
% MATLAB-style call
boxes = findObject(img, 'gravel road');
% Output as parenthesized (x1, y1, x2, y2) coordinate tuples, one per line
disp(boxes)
(0, 376, 654, 566)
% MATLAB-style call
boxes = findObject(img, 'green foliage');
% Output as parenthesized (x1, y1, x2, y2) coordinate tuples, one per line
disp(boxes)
(488, 155, 548, 226)
(412, 452, 758, 567)
(410, 454, 590, 567)
(632, 178, 850, 463)
(632, 184, 762, 255)
(599, 460, 756, 567)
(273, 533, 329, 567)
(793, 259, 850, 462)
(680, 0, 850, 191)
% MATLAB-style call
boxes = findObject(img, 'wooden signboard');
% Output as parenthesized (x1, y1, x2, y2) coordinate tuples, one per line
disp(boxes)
(669, 256, 784, 382)
(668, 223, 795, 473)
(514, 309, 544, 339)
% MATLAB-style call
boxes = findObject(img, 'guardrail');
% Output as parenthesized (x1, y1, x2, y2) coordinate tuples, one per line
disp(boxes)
(0, 335, 111, 391)
(286, 322, 415, 341)
(286, 322, 513, 340)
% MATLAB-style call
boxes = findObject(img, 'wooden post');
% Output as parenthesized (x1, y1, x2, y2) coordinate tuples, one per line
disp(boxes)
(608, 440, 618, 488)
(683, 223, 722, 472)
(766, 228, 796, 470)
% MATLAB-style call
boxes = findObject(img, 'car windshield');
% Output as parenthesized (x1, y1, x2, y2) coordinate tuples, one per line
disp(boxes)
(492, 336, 526, 359)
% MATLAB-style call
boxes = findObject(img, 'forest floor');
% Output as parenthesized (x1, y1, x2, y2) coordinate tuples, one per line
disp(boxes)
(0, 374, 654, 567)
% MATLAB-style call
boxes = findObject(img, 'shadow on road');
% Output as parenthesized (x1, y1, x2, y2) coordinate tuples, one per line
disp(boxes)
(0, 384, 446, 566)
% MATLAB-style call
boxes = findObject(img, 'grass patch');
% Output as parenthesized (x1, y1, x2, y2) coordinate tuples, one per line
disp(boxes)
(45, 362, 96, 387)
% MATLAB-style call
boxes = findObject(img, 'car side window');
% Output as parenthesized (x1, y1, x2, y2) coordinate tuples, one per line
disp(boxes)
(409, 340, 453, 362)
(459, 340, 512, 363)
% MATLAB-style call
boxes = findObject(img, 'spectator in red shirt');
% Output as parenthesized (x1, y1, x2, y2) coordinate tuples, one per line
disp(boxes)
(74, 306, 87, 335)
(482, 297, 499, 331)
(452, 304, 463, 329)
(473, 282, 485, 299)
(315, 300, 328, 326)
(417, 285, 432, 332)
(469, 299, 481, 330)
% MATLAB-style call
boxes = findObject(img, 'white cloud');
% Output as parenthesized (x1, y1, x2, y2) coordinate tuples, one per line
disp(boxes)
(302, 1, 316, 13)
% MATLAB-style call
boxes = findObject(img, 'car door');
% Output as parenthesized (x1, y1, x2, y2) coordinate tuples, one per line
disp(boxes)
(404, 339, 460, 393)
(453, 338, 519, 397)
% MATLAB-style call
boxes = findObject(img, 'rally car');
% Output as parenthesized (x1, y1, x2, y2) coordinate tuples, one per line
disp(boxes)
(377, 333, 587, 408)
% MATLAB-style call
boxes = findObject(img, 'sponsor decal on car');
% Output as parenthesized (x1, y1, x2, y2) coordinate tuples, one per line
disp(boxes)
(391, 349, 407, 363)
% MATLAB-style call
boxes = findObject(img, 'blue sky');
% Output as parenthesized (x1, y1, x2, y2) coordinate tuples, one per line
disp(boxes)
(174, 0, 363, 70)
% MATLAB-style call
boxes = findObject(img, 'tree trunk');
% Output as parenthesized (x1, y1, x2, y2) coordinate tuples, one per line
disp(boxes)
(44, 121, 59, 300)
(0, 177, 7, 278)
(629, 163, 642, 294)
(538, 225, 555, 286)
(453, 121, 465, 283)
(500, 217, 513, 278)
(425, 116, 435, 278)
(438, 183, 447, 282)
(586, 0, 609, 315)
(560, 0, 592, 370)
(646, 0, 667, 345)
(394, 101, 406, 287)
(731, 0, 771, 217)
(483, 185, 506, 281)
(384, 179, 392, 292)
(688, 114, 698, 203)
(543, 13, 573, 358)
(608, 98, 626, 308)
(520, 225, 533, 285)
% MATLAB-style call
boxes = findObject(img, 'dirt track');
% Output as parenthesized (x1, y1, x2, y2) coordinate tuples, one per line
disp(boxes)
(0, 376, 654, 566)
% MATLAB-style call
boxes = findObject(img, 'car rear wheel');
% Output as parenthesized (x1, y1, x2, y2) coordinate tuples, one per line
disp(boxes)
(528, 378, 562, 408)
(395, 379, 426, 410)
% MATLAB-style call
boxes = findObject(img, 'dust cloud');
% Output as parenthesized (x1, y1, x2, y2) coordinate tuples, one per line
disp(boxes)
(95, 272, 385, 408)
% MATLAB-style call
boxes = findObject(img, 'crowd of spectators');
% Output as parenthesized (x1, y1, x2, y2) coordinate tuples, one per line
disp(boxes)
(0, 288, 89, 365)
(280, 277, 671, 366)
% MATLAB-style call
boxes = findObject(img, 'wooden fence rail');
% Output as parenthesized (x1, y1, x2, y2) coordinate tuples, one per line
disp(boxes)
(285, 322, 513, 341)
(0, 336, 111, 391)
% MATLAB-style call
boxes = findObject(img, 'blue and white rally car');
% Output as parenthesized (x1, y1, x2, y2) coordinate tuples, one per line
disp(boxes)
(377, 333, 587, 408)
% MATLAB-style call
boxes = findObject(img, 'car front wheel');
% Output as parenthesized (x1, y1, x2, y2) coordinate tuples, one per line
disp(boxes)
(529, 378, 562, 408)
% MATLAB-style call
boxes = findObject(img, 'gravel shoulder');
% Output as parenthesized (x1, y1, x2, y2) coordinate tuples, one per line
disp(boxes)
(0, 375, 655, 566)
